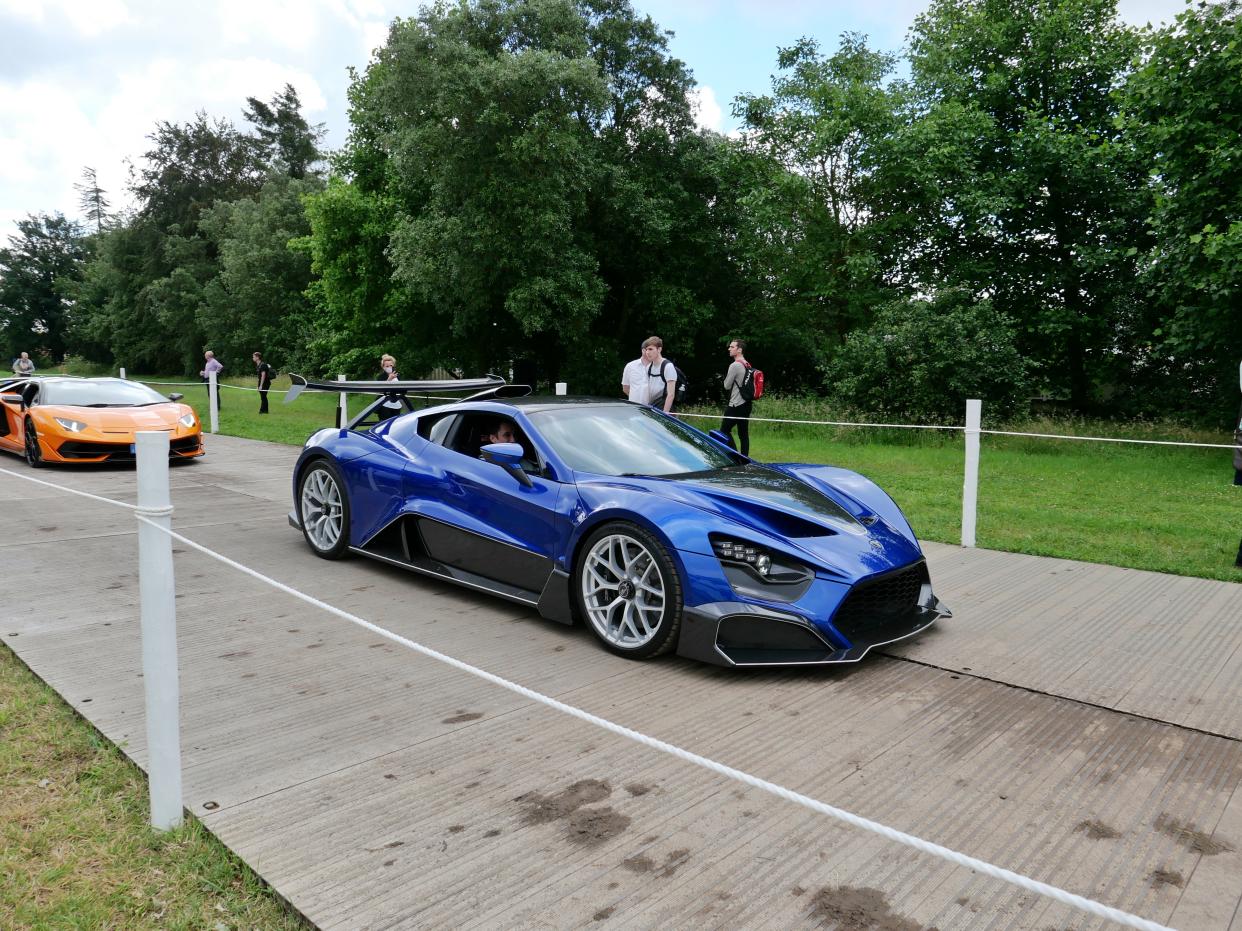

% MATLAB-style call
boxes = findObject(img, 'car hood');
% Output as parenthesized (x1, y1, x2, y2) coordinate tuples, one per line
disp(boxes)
(45, 404, 188, 433)
(577, 464, 921, 580)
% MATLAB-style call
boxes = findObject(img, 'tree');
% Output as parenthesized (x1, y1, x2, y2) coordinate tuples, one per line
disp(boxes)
(0, 213, 86, 364)
(131, 112, 266, 233)
(1123, 0, 1242, 421)
(244, 83, 326, 179)
(74, 113, 269, 373)
(306, 0, 745, 389)
(199, 175, 324, 369)
(74, 167, 111, 234)
(824, 289, 1030, 421)
(898, 0, 1152, 409)
(731, 33, 906, 389)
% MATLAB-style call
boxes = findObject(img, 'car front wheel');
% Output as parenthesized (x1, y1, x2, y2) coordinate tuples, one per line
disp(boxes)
(298, 459, 350, 559)
(575, 522, 682, 660)
(24, 418, 43, 468)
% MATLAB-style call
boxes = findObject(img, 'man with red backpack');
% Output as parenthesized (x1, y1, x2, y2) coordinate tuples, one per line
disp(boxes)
(721, 338, 761, 456)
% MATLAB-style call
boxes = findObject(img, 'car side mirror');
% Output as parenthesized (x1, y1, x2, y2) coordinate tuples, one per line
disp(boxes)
(480, 442, 534, 488)
(708, 428, 736, 450)
(168, 392, 183, 402)
(1, 393, 22, 407)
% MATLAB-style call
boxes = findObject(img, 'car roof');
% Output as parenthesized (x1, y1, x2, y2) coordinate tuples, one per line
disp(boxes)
(470, 396, 636, 415)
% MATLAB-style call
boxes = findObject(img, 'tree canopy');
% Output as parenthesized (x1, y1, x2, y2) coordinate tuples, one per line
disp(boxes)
(5, 0, 1240, 423)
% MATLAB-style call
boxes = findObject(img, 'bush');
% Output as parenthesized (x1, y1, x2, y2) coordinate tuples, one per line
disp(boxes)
(823, 290, 1030, 422)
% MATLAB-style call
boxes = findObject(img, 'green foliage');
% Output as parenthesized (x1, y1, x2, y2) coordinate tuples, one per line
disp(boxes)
(304, 0, 745, 391)
(823, 289, 1030, 420)
(16, 0, 1242, 423)
(131, 113, 266, 232)
(899, 0, 1152, 408)
(74, 167, 112, 235)
(244, 84, 326, 181)
(731, 34, 906, 388)
(199, 175, 324, 371)
(1123, 0, 1242, 422)
(0, 213, 87, 364)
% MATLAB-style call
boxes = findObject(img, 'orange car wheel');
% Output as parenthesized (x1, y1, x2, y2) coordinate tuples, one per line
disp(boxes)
(24, 418, 44, 468)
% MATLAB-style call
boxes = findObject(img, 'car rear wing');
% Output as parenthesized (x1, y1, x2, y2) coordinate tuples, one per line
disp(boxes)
(284, 373, 531, 429)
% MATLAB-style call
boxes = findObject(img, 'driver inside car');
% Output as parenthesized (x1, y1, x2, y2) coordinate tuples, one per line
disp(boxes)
(481, 418, 539, 473)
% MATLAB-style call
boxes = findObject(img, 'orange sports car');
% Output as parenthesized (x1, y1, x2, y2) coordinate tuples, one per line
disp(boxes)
(0, 376, 204, 466)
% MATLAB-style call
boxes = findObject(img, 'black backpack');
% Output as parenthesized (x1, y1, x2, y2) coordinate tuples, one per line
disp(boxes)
(649, 359, 688, 409)
(739, 363, 764, 402)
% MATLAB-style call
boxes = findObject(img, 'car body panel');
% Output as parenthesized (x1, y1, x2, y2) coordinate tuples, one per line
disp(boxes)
(290, 396, 949, 666)
(0, 377, 203, 464)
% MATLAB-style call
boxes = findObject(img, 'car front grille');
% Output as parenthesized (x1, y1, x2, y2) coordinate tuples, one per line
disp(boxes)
(57, 435, 201, 461)
(831, 561, 929, 642)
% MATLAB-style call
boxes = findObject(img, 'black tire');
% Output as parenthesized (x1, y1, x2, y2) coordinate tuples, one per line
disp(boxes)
(574, 521, 682, 660)
(297, 459, 351, 559)
(24, 418, 43, 468)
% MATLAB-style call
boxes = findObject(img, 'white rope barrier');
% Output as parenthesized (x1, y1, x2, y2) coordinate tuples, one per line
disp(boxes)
(116, 376, 1236, 450)
(981, 428, 1238, 449)
(676, 409, 1238, 450)
(0, 464, 1175, 930)
(676, 410, 963, 432)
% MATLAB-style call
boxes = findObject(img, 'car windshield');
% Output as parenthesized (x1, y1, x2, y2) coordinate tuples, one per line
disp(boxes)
(41, 379, 172, 407)
(529, 404, 739, 477)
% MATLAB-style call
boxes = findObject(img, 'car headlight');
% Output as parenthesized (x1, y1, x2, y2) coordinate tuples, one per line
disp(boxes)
(179, 412, 196, 428)
(54, 417, 87, 433)
(710, 534, 813, 587)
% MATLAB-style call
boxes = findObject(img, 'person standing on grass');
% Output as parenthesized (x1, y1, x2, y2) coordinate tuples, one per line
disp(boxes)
(621, 344, 650, 405)
(720, 338, 752, 456)
(12, 352, 35, 376)
(642, 336, 677, 414)
(199, 350, 223, 412)
(253, 351, 274, 414)
(377, 353, 402, 419)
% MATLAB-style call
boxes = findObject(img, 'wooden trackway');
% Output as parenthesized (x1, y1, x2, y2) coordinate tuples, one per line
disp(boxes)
(3, 434, 1241, 930)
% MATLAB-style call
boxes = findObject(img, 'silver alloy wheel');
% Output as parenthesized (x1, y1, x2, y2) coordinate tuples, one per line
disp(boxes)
(301, 466, 344, 552)
(580, 532, 667, 649)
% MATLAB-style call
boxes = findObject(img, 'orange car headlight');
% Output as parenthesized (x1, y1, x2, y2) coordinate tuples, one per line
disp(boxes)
(54, 417, 87, 433)
(179, 412, 196, 428)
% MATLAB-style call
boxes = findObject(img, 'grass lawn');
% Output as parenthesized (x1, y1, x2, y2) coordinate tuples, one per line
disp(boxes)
(0, 642, 307, 930)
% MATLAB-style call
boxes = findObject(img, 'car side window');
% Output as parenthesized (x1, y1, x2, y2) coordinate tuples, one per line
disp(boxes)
(419, 412, 460, 447)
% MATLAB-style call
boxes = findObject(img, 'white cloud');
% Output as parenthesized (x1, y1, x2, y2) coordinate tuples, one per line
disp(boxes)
(691, 85, 723, 132)
(0, 0, 133, 35)
(216, 0, 321, 51)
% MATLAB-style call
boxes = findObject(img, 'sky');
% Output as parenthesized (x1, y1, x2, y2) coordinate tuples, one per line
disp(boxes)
(0, 0, 1193, 237)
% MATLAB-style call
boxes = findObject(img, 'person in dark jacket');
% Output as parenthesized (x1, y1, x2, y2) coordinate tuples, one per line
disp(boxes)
(253, 351, 274, 414)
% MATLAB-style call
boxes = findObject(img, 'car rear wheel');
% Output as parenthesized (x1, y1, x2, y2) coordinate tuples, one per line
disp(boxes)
(23, 418, 43, 468)
(298, 460, 350, 559)
(575, 522, 682, 660)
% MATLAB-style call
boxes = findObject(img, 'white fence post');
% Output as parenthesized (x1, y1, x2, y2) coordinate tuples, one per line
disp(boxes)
(555, 382, 567, 396)
(961, 398, 981, 548)
(208, 370, 219, 434)
(338, 373, 348, 427)
(135, 431, 183, 831)
(119, 366, 126, 380)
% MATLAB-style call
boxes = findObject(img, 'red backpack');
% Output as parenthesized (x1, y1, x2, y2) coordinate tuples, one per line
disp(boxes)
(740, 364, 764, 401)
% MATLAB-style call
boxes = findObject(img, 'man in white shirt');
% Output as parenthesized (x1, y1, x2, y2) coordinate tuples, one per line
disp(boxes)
(641, 336, 677, 414)
(621, 346, 650, 405)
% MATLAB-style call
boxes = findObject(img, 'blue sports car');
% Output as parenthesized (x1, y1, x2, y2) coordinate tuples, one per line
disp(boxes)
(287, 376, 949, 667)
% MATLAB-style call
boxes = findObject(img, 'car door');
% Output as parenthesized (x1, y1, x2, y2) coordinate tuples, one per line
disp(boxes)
(408, 415, 572, 594)
(0, 381, 27, 452)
